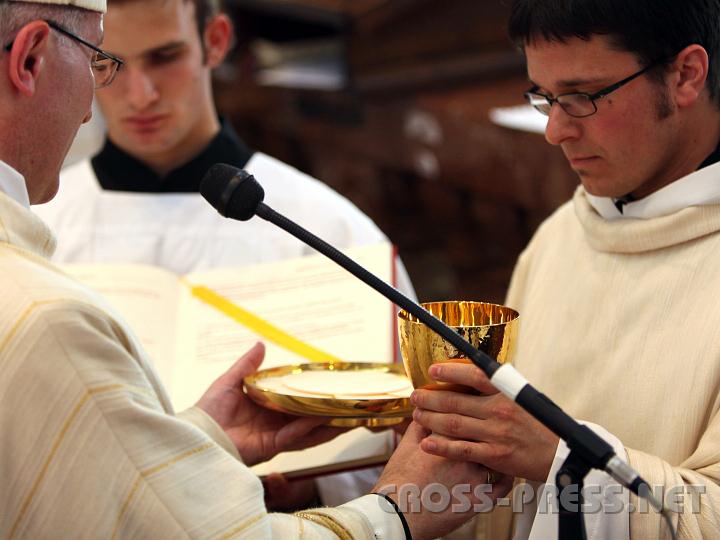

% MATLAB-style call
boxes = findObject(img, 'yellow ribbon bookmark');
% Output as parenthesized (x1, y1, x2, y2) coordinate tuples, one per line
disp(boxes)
(188, 284, 345, 364)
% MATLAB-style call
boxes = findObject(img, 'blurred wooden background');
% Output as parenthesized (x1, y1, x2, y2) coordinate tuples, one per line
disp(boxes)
(214, 0, 578, 303)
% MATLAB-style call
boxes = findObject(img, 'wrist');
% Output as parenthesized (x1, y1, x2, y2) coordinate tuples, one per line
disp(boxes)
(536, 435, 561, 481)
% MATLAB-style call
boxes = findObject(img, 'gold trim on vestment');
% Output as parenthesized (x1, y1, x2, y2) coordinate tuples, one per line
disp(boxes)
(0, 299, 65, 353)
(141, 442, 215, 477)
(294, 511, 354, 540)
(110, 475, 143, 540)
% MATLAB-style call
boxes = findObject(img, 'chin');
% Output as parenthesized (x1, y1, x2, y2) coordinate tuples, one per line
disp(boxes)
(34, 177, 61, 205)
(125, 136, 175, 159)
(579, 176, 624, 199)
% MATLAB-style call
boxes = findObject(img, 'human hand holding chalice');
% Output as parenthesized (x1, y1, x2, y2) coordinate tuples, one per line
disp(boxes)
(398, 301, 519, 484)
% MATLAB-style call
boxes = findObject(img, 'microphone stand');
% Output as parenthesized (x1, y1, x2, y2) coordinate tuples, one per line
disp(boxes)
(557, 451, 590, 539)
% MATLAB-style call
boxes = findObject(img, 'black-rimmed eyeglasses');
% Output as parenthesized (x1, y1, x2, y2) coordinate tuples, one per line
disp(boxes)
(524, 61, 661, 118)
(3, 20, 123, 89)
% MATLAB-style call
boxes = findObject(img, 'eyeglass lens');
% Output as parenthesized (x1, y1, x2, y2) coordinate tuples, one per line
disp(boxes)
(91, 53, 119, 88)
(526, 93, 597, 118)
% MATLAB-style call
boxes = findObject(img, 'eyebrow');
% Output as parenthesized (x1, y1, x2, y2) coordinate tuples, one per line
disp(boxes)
(110, 40, 187, 61)
(144, 41, 186, 55)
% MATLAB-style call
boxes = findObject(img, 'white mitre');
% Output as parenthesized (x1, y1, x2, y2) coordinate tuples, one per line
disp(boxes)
(8, 0, 105, 12)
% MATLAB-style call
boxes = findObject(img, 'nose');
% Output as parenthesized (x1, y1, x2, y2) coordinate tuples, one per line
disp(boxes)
(544, 104, 581, 146)
(121, 66, 160, 111)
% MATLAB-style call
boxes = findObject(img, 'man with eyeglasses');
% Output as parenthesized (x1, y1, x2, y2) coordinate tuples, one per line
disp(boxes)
(412, 1, 720, 539)
(0, 1, 513, 538)
(33, 0, 416, 512)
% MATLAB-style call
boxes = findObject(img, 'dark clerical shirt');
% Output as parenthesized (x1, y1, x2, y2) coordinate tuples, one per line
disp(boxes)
(92, 118, 253, 193)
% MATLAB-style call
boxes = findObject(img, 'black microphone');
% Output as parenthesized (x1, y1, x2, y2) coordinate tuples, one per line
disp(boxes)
(200, 163, 661, 510)
(201, 166, 264, 221)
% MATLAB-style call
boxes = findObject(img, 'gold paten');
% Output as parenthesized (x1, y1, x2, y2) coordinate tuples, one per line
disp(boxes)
(398, 301, 519, 389)
(244, 362, 413, 427)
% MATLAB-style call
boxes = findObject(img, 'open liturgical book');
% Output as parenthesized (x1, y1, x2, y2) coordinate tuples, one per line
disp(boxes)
(61, 242, 402, 478)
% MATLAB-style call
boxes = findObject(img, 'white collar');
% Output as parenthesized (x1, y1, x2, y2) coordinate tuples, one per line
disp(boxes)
(586, 161, 720, 220)
(0, 160, 30, 209)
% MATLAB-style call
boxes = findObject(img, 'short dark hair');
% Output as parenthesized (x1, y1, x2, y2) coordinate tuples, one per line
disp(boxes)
(190, 0, 222, 40)
(508, 0, 720, 106)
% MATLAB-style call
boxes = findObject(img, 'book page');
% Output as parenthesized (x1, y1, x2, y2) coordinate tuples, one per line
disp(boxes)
(171, 242, 396, 410)
(62, 263, 181, 385)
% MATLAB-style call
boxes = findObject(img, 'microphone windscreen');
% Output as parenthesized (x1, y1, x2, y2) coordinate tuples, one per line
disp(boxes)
(200, 163, 265, 221)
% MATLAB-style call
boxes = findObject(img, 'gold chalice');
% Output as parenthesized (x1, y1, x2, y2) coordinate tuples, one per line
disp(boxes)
(398, 301, 519, 389)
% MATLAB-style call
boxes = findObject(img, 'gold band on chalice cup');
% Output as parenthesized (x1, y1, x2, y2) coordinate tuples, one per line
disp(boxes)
(398, 301, 519, 389)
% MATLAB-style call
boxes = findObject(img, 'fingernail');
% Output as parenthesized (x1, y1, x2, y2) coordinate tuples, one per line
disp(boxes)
(429, 365, 441, 377)
(410, 391, 418, 405)
(413, 409, 422, 420)
(424, 439, 437, 452)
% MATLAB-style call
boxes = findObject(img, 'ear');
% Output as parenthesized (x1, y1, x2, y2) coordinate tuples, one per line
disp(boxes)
(671, 44, 709, 108)
(7, 21, 50, 97)
(203, 14, 233, 68)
